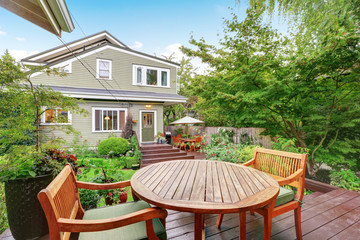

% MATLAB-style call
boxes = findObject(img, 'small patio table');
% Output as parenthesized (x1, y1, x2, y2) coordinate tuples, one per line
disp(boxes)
(131, 160, 279, 240)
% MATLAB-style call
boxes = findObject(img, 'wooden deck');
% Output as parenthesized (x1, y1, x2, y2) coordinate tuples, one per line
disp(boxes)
(166, 188, 360, 240)
(1, 188, 359, 240)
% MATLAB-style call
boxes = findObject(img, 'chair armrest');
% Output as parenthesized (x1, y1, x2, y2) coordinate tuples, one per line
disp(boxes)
(57, 207, 167, 232)
(277, 169, 304, 186)
(242, 159, 255, 167)
(76, 180, 131, 190)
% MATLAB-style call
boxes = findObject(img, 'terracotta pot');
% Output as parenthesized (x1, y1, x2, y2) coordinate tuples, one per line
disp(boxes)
(119, 191, 128, 203)
(5, 173, 53, 240)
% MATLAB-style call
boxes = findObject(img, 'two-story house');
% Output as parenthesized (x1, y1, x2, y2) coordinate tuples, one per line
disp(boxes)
(21, 31, 186, 145)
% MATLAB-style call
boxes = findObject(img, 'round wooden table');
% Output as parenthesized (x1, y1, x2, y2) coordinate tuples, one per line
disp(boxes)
(131, 160, 279, 240)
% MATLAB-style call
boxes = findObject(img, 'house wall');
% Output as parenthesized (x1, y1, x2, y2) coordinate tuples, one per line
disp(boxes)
(30, 48, 178, 94)
(41, 100, 164, 147)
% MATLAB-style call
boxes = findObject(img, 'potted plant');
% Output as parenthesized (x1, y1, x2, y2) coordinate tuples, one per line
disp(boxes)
(154, 132, 166, 144)
(0, 52, 86, 240)
(0, 145, 78, 240)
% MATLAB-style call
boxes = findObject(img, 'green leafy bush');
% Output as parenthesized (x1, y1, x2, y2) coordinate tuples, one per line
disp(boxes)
(125, 157, 134, 169)
(272, 137, 309, 154)
(78, 189, 100, 210)
(97, 137, 129, 156)
(0, 183, 8, 234)
(203, 133, 256, 163)
(330, 170, 360, 192)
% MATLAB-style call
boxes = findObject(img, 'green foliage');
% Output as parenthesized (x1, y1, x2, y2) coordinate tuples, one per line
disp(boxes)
(330, 170, 360, 192)
(78, 189, 100, 210)
(69, 132, 96, 158)
(125, 157, 134, 169)
(0, 145, 77, 182)
(272, 137, 309, 154)
(97, 137, 129, 156)
(181, 3, 360, 177)
(203, 133, 257, 163)
(0, 183, 8, 234)
(129, 135, 139, 152)
(174, 128, 184, 135)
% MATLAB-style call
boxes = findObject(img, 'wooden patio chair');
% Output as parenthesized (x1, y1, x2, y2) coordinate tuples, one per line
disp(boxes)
(217, 147, 308, 240)
(38, 164, 167, 240)
(190, 136, 203, 152)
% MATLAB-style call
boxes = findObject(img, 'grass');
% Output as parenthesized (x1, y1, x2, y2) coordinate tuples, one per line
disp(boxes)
(0, 183, 8, 234)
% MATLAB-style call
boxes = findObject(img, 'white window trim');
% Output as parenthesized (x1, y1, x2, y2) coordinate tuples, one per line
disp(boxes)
(133, 65, 170, 88)
(40, 108, 72, 126)
(92, 107, 128, 133)
(96, 59, 112, 80)
(139, 110, 157, 143)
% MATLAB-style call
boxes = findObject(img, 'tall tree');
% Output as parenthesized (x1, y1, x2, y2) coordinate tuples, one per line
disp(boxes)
(181, 4, 360, 176)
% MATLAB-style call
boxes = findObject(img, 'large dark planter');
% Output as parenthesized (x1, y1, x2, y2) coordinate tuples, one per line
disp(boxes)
(5, 173, 53, 240)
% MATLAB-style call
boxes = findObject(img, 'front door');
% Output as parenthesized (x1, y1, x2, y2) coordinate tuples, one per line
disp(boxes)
(141, 112, 154, 142)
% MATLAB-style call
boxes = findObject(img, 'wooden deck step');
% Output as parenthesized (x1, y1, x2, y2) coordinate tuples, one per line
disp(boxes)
(143, 152, 188, 160)
(141, 144, 173, 150)
(142, 148, 180, 154)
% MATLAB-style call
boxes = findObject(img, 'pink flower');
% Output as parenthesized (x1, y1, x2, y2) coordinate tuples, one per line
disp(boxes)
(85, 140, 87, 142)
(80, 136, 83, 138)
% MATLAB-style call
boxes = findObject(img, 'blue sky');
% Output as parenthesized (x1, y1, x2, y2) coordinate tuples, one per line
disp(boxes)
(0, 0, 286, 71)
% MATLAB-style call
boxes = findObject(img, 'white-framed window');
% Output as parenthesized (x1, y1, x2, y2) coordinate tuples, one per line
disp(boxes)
(92, 108, 127, 132)
(133, 65, 170, 87)
(41, 109, 72, 125)
(96, 59, 112, 80)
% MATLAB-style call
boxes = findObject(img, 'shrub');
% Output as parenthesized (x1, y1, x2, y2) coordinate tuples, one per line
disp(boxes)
(78, 189, 100, 210)
(0, 183, 8, 234)
(272, 137, 309, 154)
(97, 137, 129, 156)
(330, 170, 360, 192)
(125, 157, 134, 169)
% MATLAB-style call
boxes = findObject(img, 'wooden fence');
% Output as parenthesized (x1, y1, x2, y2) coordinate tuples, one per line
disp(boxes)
(164, 126, 273, 148)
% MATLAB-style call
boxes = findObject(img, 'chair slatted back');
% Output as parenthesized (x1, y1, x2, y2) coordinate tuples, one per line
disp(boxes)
(38, 165, 84, 240)
(253, 148, 307, 190)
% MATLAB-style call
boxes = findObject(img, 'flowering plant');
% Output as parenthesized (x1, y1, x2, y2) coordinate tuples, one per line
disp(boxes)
(106, 188, 127, 204)
(154, 132, 166, 142)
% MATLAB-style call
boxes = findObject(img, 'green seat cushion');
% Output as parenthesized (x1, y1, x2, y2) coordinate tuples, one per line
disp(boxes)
(79, 200, 166, 240)
(275, 187, 295, 207)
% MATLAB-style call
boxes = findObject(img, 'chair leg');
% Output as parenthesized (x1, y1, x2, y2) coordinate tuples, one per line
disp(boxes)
(216, 214, 224, 228)
(262, 198, 276, 240)
(294, 207, 303, 240)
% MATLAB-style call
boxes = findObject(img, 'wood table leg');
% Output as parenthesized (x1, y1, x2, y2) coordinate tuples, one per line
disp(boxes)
(195, 213, 205, 240)
(239, 211, 246, 240)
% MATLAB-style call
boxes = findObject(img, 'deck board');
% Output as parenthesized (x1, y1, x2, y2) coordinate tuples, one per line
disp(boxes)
(1, 189, 359, 240)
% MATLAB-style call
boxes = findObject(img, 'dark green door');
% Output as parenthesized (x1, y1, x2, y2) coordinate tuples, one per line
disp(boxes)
(142, 112, 154, 142)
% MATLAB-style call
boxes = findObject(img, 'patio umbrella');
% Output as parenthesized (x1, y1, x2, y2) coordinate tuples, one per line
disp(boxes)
(170, 116, 204, 137)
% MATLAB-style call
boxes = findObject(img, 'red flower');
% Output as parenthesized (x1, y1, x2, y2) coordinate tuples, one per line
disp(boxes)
(108, 192, 113, 197)
(85, 140, 87, 142)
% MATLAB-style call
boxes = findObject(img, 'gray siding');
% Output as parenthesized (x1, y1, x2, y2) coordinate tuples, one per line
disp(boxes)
(41, 100, 164, 146)
(31, 48, 177, 94)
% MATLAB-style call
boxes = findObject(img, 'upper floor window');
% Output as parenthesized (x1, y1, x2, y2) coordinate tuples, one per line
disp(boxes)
(92, 108, 127, 132)
(41, 109, 71, 125)
(97, 59, 112, 80)
(133, 65, 170, 87)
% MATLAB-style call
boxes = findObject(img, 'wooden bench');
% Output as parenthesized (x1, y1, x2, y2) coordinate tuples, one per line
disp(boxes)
(38, 165, 167, 240)
(217, 147, 308, 240)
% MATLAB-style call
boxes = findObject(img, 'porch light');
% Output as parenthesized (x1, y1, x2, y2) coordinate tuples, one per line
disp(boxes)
(104, 116, 110, 120)
(145, 104, 152, 109)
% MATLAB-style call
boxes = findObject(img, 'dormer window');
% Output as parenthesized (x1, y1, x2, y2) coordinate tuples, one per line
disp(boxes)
(97, 59, 112, 80)
(133, 65, 170, 87)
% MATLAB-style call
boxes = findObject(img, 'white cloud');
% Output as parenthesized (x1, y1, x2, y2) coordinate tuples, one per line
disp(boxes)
(16, 37, 25, 42)
(8, 49, 39, 62)
(0, 30, 6, 36)
(130, 41, 143, 49)
(160, 43, 211, 75)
